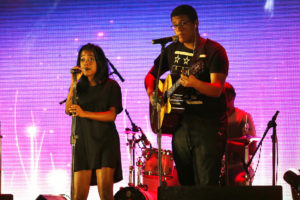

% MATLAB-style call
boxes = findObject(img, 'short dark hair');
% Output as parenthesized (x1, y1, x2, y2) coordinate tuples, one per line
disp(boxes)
(171, 5, 198, 22)
(76, 43, 109, 90)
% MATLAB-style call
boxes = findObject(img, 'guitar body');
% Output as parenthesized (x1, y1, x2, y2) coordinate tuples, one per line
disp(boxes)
(150, 75, 183, 134)
(150, 108, 182, 134)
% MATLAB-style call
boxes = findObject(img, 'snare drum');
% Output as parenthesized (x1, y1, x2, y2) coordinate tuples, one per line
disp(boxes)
(142, 148, 173, 176)
(114, 187, 156, 200)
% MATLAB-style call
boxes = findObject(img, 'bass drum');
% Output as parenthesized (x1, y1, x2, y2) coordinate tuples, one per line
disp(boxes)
(114, 187, 156, 200)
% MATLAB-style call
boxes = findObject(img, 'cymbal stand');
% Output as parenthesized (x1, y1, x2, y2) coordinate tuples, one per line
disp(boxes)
(125, 128, 137, 187)
(243, 115, 251, 186)
(243, 140, 251, 186)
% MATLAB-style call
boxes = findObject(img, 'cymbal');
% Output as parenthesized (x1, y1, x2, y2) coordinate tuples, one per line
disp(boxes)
(227, 135, 260, 144)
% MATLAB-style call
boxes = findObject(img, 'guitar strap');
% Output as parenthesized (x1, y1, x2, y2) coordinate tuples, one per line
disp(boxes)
(189, 37, 207, 66)
(184, 37, 207, 105)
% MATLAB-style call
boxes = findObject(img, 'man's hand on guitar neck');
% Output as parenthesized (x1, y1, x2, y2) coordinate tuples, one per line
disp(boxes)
(180, 74, 197, 88)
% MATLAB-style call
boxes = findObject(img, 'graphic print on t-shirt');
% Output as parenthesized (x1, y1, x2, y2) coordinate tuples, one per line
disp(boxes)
(171, 50, 205, 77)
(171, 50, 193, 76)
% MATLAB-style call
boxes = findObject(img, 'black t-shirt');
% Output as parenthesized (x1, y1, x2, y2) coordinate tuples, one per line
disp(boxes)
(150, 38, 229, 117)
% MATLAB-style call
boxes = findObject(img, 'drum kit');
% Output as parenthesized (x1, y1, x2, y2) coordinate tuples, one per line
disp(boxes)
(115, 110, 263, 199)
(114, 110, 179, 200)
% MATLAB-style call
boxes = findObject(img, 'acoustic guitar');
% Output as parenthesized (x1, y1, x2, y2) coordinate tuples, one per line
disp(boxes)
(150, 54, 206, 134)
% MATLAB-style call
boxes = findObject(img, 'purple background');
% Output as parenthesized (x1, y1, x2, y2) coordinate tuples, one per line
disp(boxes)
(0, 0, 299, 199)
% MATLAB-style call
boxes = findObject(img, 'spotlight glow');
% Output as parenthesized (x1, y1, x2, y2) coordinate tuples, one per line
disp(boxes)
(47, 169, 69, 194)
(264, 0, 274, 16)
(27, 126, 38, 138)
(97, 32, 104, 37)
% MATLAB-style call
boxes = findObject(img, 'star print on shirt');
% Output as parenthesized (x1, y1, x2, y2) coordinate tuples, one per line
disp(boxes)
(174, 55, 181, 63)
(183, 56, 190, 65)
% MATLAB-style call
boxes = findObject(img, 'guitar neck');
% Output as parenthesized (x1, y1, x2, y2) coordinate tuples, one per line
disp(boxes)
(166, 78, 181, 98)
(165, 57, 203, 99)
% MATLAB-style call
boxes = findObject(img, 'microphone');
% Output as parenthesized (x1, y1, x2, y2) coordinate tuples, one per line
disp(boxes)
(140, 130, 151, 146)
(59, 98, 67, 105)
(283, 170, 300, 192)
(70, 68, 81, 74)
(125, 109, 139, 132)
(152, 35, 179, 44)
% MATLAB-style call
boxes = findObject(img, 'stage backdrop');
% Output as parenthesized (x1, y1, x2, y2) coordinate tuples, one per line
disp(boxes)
(0, 0, 299, 199)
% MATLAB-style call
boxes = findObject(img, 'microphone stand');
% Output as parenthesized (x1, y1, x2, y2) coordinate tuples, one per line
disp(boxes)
(125, 109, 152, 187)
(70, 75, 79, 200)
(271, 111, 279, 186)
(107, 58, 125, 82)
(125, 109, 139, 132)
(125, 109, 152, 149)
(152, 42, 168, 187)
(245, 111, 279, 186)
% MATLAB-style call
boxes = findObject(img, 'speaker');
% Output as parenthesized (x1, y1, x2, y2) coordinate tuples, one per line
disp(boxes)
(0, 194, 13, 200)
(158, 186, 282, 200)
(35, 195, 67, 200)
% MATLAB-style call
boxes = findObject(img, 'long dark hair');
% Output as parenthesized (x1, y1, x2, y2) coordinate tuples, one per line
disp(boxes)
(76, 43, 109, 91)
(77, 43, 109, 86)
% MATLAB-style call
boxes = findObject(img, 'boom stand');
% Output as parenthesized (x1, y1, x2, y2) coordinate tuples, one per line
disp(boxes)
(271, 112, 278, 186)
(152, 43, 167, 187)
(245, 111, 279, 186)
(70, 75, 79, 200)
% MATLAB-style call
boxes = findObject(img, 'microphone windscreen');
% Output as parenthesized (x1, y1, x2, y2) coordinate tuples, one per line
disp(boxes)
(70, 68, 81, 74)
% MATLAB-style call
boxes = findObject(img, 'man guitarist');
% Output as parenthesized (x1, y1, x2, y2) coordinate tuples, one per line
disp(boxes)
(144, 5, 229, 186)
